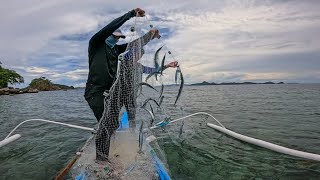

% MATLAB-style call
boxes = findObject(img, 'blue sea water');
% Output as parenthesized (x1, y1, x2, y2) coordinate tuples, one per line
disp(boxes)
(0, 84, 319, 179)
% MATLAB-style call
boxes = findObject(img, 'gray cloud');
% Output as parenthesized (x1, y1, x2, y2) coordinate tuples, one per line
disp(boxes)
(1, 0, 320, 87)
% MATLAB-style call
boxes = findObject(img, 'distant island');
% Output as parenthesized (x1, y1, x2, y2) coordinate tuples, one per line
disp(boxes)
(1, 62, 74, 96)
(190, 81, 285, 86)
(0, 76, 74, 96)
(27, 76, 74, 91)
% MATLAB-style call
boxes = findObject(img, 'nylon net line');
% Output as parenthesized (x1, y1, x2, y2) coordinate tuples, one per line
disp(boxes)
(70, 16, 219, 180)
(94, 34, 148, 161)
(70, 28, 168, 179)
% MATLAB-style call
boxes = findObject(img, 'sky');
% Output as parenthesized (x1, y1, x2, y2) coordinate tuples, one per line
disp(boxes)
(1, 0, 320, 87)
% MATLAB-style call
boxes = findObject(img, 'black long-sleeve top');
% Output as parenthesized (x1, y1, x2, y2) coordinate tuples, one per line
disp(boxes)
(84, 10, 159, 99)
(84, 10, 136, 99)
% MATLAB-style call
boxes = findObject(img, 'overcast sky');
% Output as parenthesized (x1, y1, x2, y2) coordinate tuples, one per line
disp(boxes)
(1, 0, 320, 87)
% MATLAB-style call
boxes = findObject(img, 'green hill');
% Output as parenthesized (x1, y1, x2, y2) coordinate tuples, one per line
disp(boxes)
(28, 77, 74, 91)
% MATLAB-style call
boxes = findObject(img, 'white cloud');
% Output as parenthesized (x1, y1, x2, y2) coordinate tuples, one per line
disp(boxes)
(51, 69, 88, 81)
(27, 67, 50, 74)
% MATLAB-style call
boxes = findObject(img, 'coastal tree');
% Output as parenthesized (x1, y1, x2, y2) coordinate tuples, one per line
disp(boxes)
(0, 62, 24, 88)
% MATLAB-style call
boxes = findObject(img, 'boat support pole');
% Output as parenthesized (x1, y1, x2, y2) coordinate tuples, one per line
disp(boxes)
(0, 119, 95, 148)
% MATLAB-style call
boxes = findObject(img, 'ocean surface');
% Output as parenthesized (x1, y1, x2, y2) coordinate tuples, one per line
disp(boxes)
(0, 84, 319, 180)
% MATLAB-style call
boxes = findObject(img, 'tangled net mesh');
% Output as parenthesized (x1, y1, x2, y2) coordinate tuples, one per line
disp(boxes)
(70, 16, 217, 180)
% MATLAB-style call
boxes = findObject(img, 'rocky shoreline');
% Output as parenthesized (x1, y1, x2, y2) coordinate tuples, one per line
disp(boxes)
(0, 87, 39, 96)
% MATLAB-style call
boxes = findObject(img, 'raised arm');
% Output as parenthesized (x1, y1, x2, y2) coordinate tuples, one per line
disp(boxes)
(126, 29, 160, 51)
(142, 61, 178, 74)
(118, 28, 160, 61)
(89, 10, 135, 49)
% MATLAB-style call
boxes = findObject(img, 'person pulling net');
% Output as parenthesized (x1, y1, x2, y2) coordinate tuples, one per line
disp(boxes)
(84, 7, 178, 172)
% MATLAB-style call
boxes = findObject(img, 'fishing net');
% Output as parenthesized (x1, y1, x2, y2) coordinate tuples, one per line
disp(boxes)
(71, 15, 217, 180)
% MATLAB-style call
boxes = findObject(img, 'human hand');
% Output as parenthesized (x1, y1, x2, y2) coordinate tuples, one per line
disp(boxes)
(150, 28, 161, 39)
(134, 8, 145, 17)
(166, 61, 178, 68)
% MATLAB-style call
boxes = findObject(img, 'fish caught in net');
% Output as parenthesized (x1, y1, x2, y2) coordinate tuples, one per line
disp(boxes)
(70, 16, 210, 180)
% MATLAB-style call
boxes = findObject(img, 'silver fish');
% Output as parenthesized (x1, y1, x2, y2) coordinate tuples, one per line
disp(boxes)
(154, 46, 163, 81)
(175, 66, 181, 84)
(141, 98, 161, 109)
(139, 82, 158, 93)
(154, 46, 163, 71)
(160, 53, 166, 75)
(143, 107, 155, 126)
(145, 72, 161, 82)
(149, 102, 154, 115)
(174, 69, 184, 106)
(138, 121, 144, 153)
(159, 84, 164, 99)
(159, 96, 164, 106)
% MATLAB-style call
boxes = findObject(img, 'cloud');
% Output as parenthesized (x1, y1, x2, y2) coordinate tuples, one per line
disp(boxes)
(1, 0, 320, 87)
(51, 69, 88, 81)
(25, 67, 50, 74)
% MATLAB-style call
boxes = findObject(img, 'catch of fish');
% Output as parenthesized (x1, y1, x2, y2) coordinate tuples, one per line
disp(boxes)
(140, 46, 184, 132)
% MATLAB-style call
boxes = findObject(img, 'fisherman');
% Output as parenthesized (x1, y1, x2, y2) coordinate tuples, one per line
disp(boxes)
(84, 8, 178, 164)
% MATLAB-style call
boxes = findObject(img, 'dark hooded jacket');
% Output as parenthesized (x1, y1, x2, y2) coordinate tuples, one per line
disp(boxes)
(84, 10, 136, 99)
